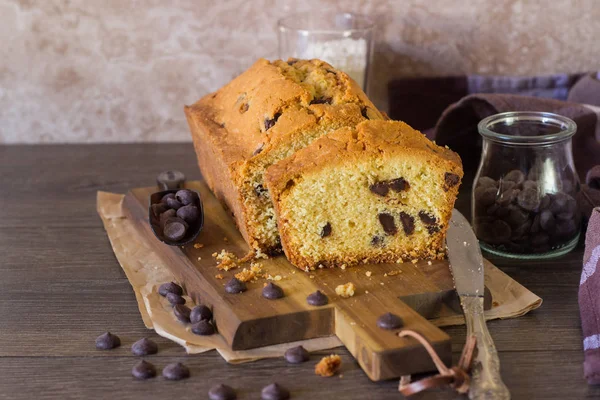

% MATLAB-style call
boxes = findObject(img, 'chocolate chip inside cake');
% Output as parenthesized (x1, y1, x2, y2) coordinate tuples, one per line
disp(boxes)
(185, 58, 383, 254)
(265, 120, 463, 270)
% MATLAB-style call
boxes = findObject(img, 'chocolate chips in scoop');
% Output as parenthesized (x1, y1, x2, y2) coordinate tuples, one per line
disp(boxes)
(163, 217, 188, 242)
(132, 360, 157, 380)
(263, 282, 284, 300)
(209, 384, 237, 400)
(131, 338, 158, 356)
(307, 290, 328, 306)
(177, 205, 200, 224)
(95, 332, 121, 350)
(162, 362, 190, 380)
(284, 345, 310, 364)
(175, 189, 197, 206)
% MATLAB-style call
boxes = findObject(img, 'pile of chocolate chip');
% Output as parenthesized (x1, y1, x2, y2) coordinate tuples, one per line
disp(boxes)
(151, 189, 201, 242)
(159, 281, 216, 336)
(474, 169, 580, 253)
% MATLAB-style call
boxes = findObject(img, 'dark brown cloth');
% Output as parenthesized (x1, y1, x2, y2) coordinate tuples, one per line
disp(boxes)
(432, 94, 600, 178)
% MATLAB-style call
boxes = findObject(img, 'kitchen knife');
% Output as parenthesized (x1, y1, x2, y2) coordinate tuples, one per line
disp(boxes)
(446, 209, 510, 400)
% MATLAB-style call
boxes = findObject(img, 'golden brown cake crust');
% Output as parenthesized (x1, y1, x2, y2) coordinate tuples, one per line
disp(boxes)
(185, 58, 382, 253)
(265, 120, 464, 269)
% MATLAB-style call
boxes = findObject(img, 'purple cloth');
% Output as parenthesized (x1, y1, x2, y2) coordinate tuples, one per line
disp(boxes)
(580, 208, 600, 384)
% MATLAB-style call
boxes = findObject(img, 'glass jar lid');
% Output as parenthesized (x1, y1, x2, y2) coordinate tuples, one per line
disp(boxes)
(478, 111, 577, 146)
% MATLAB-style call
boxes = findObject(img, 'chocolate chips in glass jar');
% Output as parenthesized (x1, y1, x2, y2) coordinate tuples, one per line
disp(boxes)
(474, 169, 580, 253)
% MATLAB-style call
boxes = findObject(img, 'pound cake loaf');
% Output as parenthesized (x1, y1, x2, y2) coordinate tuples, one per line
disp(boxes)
(184, 59, 383, 254)
(264, 120, 463, 270)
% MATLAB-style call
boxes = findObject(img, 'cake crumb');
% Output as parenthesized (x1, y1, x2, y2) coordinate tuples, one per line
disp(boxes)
(254, 249, 269, 260)
(235, 268, 256, 282)
(197, 257, 202, 261)
(223, 237, 229, 242)
(250, 262, 263, 273)
(193, 243, 204, 249)
(318, 264, 324, 269)
(267, 274, 282, 281)
(411, 259, 418, 264)
(309, 275, 315, 279)
(340, 264, 347, 270)
(427, 260, 432, 265)
(335, 282, 355, 298)
(365, 271, 372, 277)
(387, 270, 401, 276)
(315, 354, 342, 377)
(384, 273, 388, 277)
(380, 282, 385, 286)
(365, 290, 369, 294)
(215, 274, 224, 279)
(214, 250, 238, 271)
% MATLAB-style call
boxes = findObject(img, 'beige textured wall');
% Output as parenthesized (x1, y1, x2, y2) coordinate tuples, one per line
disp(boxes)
(1, 0, 598, 143)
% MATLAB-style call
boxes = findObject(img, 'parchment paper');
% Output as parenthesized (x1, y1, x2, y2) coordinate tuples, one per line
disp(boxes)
(97, 191, 541, 363)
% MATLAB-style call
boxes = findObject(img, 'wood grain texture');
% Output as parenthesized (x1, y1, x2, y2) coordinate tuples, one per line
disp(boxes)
(123, 182, 453, 380)
(0, 143, 597, 399)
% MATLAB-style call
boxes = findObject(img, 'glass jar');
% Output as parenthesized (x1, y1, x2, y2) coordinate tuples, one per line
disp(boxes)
(277, 12, 374, 92)
(472, 111, 581, 259)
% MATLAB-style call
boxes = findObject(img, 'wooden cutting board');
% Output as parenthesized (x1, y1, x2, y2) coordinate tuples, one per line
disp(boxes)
(123, 180, 482, 381)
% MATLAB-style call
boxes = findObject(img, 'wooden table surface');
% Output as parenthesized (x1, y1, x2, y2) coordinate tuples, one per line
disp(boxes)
(1, 143, 597, 400)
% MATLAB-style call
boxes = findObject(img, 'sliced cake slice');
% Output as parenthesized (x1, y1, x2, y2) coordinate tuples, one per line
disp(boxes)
(264, 120, 463, 270)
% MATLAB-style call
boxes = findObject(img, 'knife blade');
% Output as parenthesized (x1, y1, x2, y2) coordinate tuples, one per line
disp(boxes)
(446, 208, 485, 298)
(446, 209, 510, 400)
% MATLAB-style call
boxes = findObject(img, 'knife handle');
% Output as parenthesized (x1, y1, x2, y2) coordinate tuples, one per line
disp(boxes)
(461, 296, 510, 400)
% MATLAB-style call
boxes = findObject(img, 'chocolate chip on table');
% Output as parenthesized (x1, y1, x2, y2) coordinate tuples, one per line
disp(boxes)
(164, 218, 188, 241)
(173, 304, 191, 323)
(264, 112, 281, 131)
(517, 187, 540, 211)
(162, 362, 190, 380)
(159, 282, 183, 297)
(320, 222, 332, 238)
(225, 277, 247, 294)
(376, 312, 404, 330)
(95, 332, 121, 350)
(132, 360, 157, 380)
(209, 384, 237, 400)
(389, 177, 409, 192)
(284, 345, 310, 364)
(191, 320, 216, 336)
(177, 205, 200, 224)
(369, 182, 389, 196)
(151, 203, 168, 217)
(131, 338, 158, 356)
(263, 282, 284, 300)
(370, 235, 384, 247)
(378, 213, 397, 235)
(190, 305, 213, 324)
(444, 172, 460, 189)
(167, 292, 186, 305)
(399, 212, 415, 235)
(175, 189, 197, 206)
(165, 196, 183, 210)
(159, 209, 177, 227)
(261, 383, 290, 400)
(504, 169, 525, 185)
(307, 290, 328, 306)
